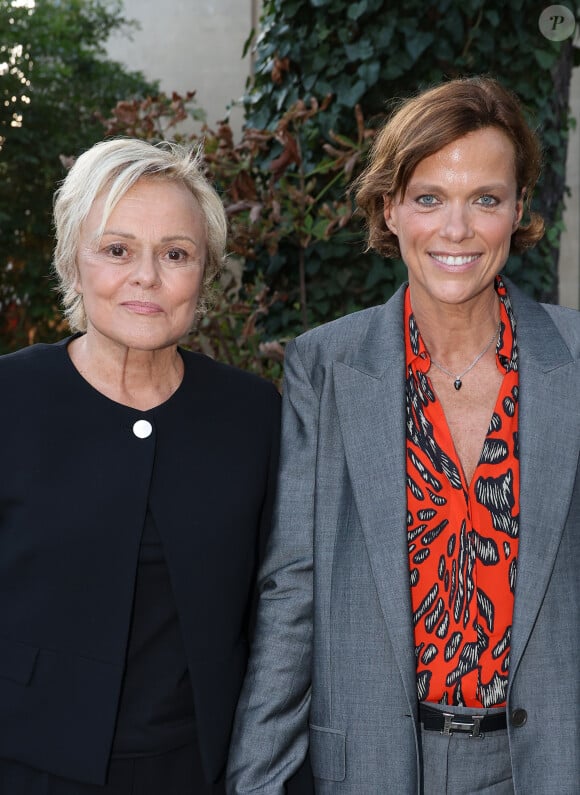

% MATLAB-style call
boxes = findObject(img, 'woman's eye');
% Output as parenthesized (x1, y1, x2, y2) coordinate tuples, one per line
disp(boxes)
(165, 248, 191, 266)
(106, 243, 127, 257)
(416, 194, 438, 207)
(167, 248, 185, 261)
(477, 194, 499, 207)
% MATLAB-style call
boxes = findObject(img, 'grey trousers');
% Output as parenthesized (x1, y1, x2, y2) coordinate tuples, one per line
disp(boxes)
(420, 704, 514, 795)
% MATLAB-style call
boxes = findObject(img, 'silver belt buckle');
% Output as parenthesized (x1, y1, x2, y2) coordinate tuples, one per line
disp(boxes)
(441, 712, 484, 738)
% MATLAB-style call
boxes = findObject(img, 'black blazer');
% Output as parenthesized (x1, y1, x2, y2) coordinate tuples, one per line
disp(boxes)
(0, 337, 280, 785)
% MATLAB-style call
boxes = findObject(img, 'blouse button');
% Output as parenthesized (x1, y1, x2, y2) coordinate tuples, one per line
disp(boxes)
(132, 419, 153, 439)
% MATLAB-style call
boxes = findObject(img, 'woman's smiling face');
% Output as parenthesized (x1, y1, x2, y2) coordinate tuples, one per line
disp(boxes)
(383, 127, 523, 315)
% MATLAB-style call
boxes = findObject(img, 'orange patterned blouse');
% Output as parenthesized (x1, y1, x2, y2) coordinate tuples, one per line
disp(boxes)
(405, 277, 519, 708)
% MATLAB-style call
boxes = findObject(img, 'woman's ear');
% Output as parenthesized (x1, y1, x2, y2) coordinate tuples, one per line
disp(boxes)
(73, 268, 82, 295)
(383, 194, 398, 234)
(513, 188, 525, 231)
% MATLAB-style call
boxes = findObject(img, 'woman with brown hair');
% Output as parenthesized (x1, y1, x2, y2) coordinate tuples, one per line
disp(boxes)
(228, 77, 580, 794)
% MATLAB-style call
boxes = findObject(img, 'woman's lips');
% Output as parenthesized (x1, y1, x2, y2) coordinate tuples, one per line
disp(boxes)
(121, 301, 163, 314)
(429, 252, 480, 269)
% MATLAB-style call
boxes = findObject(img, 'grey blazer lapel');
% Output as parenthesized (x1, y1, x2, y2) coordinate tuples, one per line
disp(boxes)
(507, 284, 580, 679)
(333, 287, 418, 714)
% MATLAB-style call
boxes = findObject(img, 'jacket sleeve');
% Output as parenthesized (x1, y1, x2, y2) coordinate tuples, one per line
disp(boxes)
(247, 381, 282, 643)
(227, 340, 316, 794)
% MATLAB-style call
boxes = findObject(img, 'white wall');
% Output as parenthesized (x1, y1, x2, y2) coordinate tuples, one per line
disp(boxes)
(106, 0, 253, 133)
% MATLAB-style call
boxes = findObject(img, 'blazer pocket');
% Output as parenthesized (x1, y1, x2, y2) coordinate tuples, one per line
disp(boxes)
(309, 723, 346, 781)
(0, 636, 39, 685)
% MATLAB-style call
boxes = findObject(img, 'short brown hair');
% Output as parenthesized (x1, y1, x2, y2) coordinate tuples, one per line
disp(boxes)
(355, 76, 544, 258)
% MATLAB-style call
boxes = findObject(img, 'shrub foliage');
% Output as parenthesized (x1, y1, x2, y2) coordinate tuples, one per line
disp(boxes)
(1, 0, 577, 366)
(0, 0, 158, 352)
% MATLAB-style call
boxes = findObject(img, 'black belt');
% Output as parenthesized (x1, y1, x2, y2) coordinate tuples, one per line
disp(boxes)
(419, 703, 507, 738)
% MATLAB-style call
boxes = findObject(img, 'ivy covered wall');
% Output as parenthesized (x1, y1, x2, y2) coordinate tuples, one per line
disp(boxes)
(241, 0, 577, 335)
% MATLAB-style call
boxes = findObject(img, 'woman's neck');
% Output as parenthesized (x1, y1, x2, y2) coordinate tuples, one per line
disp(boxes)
(67, 333, 184, 410)
(408, 288, 501, 369)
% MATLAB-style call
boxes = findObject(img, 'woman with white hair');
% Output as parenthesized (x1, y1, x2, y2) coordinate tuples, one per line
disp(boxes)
(0, 138, 297, 794)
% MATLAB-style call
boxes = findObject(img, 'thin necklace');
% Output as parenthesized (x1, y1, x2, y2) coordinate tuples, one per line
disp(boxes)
(429, 321, 501, 391)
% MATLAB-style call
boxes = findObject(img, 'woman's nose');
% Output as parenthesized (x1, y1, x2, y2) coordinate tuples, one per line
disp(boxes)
(441, 203, 474, 242)
(128, 252, 162, 287)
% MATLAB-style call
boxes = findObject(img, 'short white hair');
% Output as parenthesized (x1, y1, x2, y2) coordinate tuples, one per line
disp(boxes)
(53, 137, 227, 331)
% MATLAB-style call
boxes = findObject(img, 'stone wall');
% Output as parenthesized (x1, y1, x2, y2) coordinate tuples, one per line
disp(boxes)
(106, 0, 253, 133)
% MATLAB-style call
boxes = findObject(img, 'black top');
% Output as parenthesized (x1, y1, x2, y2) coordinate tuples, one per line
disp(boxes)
(0, 336, 281, 784)
(111, 510, 195, 758)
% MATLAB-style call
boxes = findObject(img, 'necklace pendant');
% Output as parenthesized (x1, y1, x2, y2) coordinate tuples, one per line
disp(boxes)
(454, 378, 462, 391)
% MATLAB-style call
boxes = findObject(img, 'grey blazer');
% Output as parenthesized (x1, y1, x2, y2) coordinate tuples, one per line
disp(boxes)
(227, 280, 580, 795)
